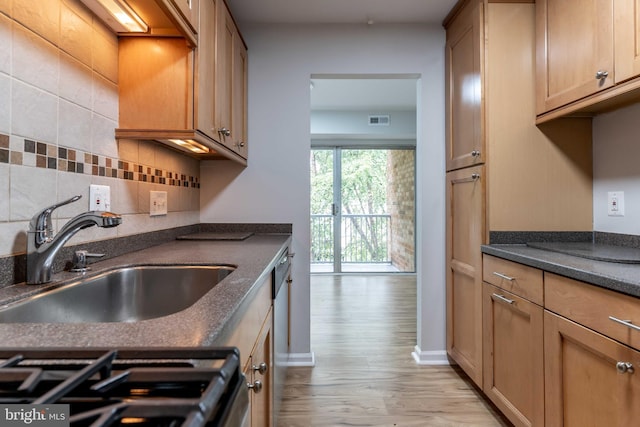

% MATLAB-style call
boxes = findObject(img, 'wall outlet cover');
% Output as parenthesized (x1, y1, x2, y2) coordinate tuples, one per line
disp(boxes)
(607, 191, 625, 216)
(150, 191, 168, 216)
(89, 185, 111, 211)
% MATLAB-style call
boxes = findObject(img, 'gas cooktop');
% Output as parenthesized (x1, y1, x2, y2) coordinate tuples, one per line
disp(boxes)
(0, 348, 248, 427)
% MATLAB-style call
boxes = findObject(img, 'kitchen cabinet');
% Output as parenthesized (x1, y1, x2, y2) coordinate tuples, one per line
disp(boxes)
(482, 255, 544, 427)
(545, 310, 640, 427)
(246, 311, 272, 427)
(214, 1, 248, 157)
(445, 0, 483, 171)
(444, 0, 592, 388)
(116, 0, 248, 164)
(446, 165, 484, 387)
(224, 275, 273, 427)
(536, 0, 640, 122)
(535, 0, 614, 115)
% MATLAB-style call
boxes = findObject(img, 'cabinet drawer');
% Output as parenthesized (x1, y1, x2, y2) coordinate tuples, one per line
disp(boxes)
(482, 255, 543, 305)
(545, 272, 640, 351)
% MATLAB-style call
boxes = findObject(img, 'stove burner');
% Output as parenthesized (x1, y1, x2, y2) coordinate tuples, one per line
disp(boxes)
(0, 348, 247, 427)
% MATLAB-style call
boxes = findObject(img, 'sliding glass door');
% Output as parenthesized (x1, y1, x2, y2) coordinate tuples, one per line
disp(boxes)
(310, 147, 415, 273)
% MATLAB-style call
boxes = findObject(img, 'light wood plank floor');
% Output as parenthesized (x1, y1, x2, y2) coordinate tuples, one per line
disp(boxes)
(278, 275, 511, 427)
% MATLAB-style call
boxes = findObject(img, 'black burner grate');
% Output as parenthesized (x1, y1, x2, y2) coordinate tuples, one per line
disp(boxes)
(0, 348, 246, 427)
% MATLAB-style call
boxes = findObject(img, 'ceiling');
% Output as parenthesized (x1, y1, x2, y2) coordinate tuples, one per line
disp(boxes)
(226, 0, 458, 25)
(226, 0, 455, 112)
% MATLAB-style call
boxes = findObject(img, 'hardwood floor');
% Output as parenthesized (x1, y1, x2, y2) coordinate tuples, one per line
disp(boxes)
(277, 274, 511, 427)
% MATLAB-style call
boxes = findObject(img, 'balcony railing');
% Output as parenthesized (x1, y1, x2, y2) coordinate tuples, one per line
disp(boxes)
(311, 214, 391, 264)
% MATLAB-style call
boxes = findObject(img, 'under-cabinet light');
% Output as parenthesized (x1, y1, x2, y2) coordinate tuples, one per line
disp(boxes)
(168, 139, 210, 154)
(80, 0, 148, 33)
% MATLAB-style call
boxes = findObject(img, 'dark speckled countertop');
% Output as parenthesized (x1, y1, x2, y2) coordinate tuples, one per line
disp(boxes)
(0, 233, 291, 348)
(482, 244, 640, 298)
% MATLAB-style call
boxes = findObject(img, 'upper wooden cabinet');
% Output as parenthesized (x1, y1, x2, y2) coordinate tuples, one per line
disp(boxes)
(445, 0, 483, 171)
(215, 1, 248, 157)
(536, 0, 640, 121)
(116, 0, 248, 164)
(536, 0, 614, 115)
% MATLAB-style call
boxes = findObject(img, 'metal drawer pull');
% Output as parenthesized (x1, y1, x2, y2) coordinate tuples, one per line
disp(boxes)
(471, 150, 481, 157)
(492, 293, 515, 305)
(608, 316, 640, 332)
(616, 362, 634, 374)
(492, 272, 515, 281)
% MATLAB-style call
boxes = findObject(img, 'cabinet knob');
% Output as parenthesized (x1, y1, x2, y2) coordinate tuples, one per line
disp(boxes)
(595, 70, 609, 80)
(236, 141, 245, 148)
(247, 379, 263, 393)
(616, 361, 634, 374)
(471, 173, 480, 181)
(471, 150, 481, 157)
(219, 127, 231, 137)
(252, 362, 268, 375)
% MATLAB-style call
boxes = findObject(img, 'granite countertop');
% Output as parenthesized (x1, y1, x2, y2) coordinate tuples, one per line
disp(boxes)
(0, 233, 291, 348)
(482, 244, 640, 298)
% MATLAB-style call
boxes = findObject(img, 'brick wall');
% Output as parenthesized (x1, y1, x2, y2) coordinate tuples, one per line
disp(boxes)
(387, 150, 415, 272)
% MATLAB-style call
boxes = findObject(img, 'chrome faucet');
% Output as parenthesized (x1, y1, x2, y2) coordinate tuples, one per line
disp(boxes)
(26, 195, 122, 284)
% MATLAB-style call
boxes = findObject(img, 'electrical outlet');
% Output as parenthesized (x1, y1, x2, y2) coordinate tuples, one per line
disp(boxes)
(608, 191, 625, 216)
(89, 185, 111, 211)
(150, 191, 168, 216)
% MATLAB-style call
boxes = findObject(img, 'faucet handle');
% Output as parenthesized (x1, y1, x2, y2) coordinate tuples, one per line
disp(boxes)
(29, 195, 82, 244)
(70, 250, 104, 272)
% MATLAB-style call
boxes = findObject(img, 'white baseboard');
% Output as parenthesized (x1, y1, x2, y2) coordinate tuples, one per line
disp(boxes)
(284, 352, 316, 367)
(411, 345, 450, 365)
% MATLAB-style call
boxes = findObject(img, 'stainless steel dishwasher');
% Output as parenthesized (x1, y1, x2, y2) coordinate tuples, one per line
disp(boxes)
(272, 247, 292, 425)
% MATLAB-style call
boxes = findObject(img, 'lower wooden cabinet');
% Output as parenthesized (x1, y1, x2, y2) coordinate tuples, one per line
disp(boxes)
(544, 311, 640, 427)
(482, 283, 544, 427)
(223, 276, 273, 427)
(244, 310, 273, 427)
(482, 254, 640, 426)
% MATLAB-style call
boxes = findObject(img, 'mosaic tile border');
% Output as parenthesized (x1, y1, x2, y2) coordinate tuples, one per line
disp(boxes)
(0, 134, 200, 189)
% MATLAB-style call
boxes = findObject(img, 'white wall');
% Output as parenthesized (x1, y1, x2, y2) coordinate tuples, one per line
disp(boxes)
(200, 23, 447, 363)
(311, 109, 417, 139)
(593, 102, 640, 235)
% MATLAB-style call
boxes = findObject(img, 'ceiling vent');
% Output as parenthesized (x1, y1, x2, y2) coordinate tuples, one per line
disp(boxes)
(368, 115, 390, 126)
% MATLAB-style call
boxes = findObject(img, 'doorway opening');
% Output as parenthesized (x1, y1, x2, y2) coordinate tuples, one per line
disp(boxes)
(309, 76, 417, 274)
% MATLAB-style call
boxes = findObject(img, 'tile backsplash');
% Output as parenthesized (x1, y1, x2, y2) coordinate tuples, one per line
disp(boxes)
(0, 0, 200, 258)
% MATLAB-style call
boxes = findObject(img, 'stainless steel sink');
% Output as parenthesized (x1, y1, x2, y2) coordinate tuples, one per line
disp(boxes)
(0, 265, 235, 323)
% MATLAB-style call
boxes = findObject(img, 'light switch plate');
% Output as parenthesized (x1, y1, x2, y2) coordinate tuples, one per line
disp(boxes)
(150, 191, 168, 216)
(89, 185, 111, 211)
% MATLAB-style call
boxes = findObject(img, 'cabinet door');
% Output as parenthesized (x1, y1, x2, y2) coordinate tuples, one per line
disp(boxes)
(446, 165, 485, 386)
(536, 0, 614, 114)
(615, 0, 640, 82)
(195, 0, 217, 140)
(215, 1, 235, 149)
(251, 312, 272, 427)
(445, 0, 483, 172)
(483, 284, 544, 427)
(545, 311, 640, 427)
(231, 35, 248, 158)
